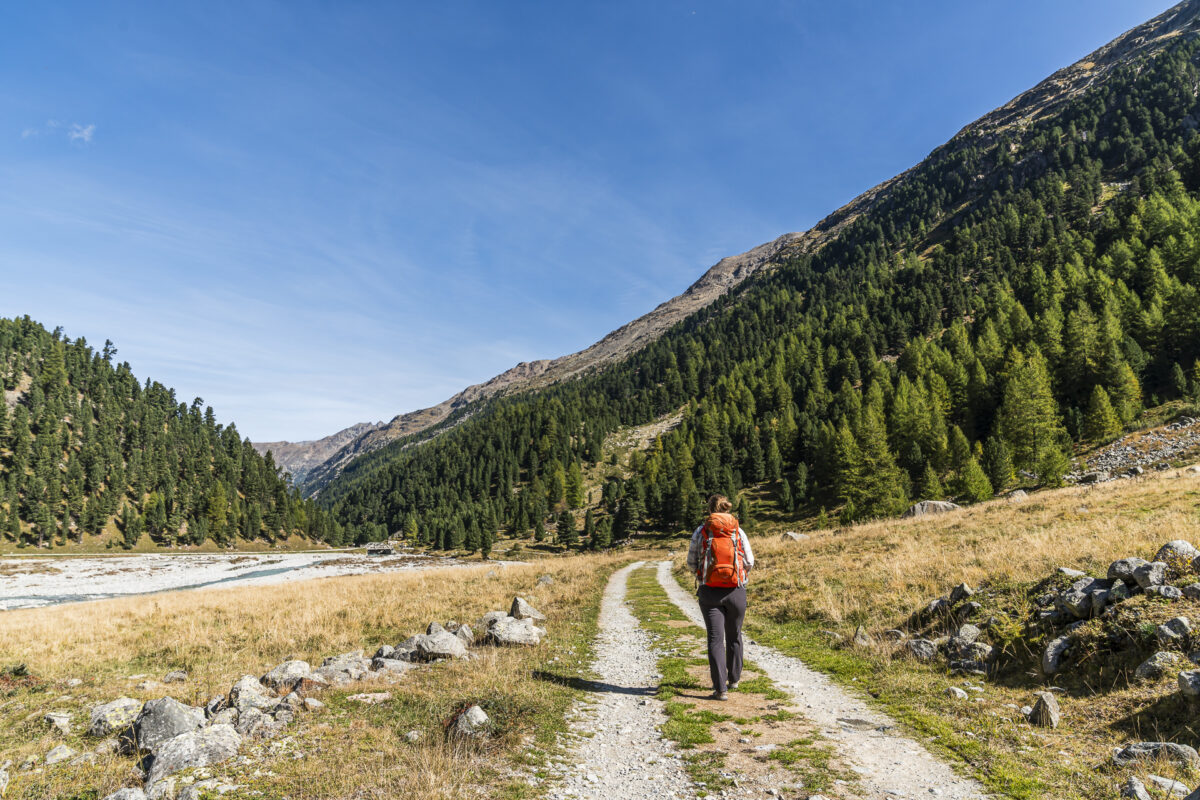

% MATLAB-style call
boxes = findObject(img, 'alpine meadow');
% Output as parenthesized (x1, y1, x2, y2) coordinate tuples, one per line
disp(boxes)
(10, 3, 1200, 800)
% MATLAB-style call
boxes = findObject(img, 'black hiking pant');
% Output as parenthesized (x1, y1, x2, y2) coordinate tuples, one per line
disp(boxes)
(697, 584, 746, 693)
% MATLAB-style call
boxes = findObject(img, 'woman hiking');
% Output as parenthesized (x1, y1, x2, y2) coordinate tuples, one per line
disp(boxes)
(686, 494, 754, 701)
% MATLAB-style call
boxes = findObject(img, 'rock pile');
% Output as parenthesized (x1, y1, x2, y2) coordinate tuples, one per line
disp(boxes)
(33, 596, 553, 800)
(1068, 418, 1200, 481)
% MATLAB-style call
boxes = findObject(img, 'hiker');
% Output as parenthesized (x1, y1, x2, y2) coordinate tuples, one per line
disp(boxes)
(686, 494, 754, 701)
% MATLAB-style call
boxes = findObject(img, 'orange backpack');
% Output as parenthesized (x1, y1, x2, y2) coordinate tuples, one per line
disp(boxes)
(697, 512, 747, 588)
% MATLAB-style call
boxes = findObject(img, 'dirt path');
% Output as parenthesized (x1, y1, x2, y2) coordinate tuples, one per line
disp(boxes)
(546, 561, 697, 800)
(655, 561, 988, 800)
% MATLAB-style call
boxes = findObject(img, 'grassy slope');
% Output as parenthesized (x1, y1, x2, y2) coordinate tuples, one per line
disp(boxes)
(0, 554, 631, 800)
(665, 465, 1200, 799)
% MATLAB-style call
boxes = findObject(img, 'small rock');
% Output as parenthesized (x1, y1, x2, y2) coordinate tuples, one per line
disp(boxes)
(1135, 651, 1182, 681)
(371, 657, 418, 676)
(1150, 585, 1185, 600)
(1178, 669, 1200, 698)
(852, 626, 872, 648)
(44, 711, 71, 737)
(44, 744, 76, 765)
(1157, 617, 1192, 646)
(453, 704, 490, 738)
(65, 678, 83, 688)
(1146, 774, 1190, 797)
(162, 670, 188, 684)
(949, 582, 975, 604)
(207, 708, 238, 727)
(883, 629, 907, 641)
(347, 692, 392, 705)
(955, 624, 981, 644)
(404, 730, 422, 743)
(1134, 562, 1169, 589)
(1008, 489, 1028, 503)
(426, 621, 446, 636)
(476, 611, 508, 631)
(906, 639, 938, 662)
(510, 597, 546, 622)
(1121, 777, 1152, 800)
(487, 616, 545, 647)
(1057, 567, 1086, 578)
(536, 574, 555, 585)
(125, 697, 205, 755)
(302, 698, 326, 713)
(1109, 557, 1150, 585)
(455, 624, 475, 646)
(1042, 634, 1072, 675)
(903, 500, 960, 518)
(1183, 583, 1200, 600)
(1029, 691, 1060, 728)
(260, 660, 312, 692)
(945, 687, 968, 700)
(373, 644, 395, 660)
(1112, 741, 1200, 768)
(228, 675, 277, 713)
(414, 631, 469, 660)
(780, 532, 809, 542)
(101, 790, 147, 800)
(1155, 540, 1200, 569)
(926, 597, 950, 616)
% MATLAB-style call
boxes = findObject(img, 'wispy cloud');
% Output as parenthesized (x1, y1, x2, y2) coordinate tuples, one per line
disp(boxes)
(68, 123, 95, 143)
(20, 119, 95, 144)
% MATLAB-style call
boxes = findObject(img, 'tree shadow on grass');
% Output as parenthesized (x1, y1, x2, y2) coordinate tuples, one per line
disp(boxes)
(532, 669, 655, 697)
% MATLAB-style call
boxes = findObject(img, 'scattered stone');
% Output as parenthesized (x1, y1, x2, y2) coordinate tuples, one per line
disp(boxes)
(414, 630, 469, 660)
(1028, 692, 1060, 728)
(162, 671, 187, 684)
(1178, 670, 1200, 699)
(260, 660, 312, 692)
(404, 730, 422, 743)
(65, 678, 83, 688)
(44, 711, 71, 736)
(780, 532, 809, 542)
(955, 624, 981, 644)
(101, 790, 147, 800)
(348, 692, 392, 705)
(1042, 634, 1072, 675)
(303, 697, 325, 713)
(1134, 562, 1169, 589)
(313, 652, 370, 685)
(372, 657, 418, 676)
(906, 639, 937, 662)
(374, 644, 395, 660)
(143, 724, 241, 788)
(1112, 741, 1200, 768)
(945, 687, 968, 700)
(452, 705, 489, 738)
(1184, 584, 1200, 600)
(1135, 651, 1182, 681)
(44, 744, 76, 765)
(94, 738, 120, 755)
(852, 626, 872, 648)
(1121, 777, 1153, 800)
(1155, 540, 1200, 569)
(125, 697, 205, 754)
(390, 636, 421, 663)
(69, 752, 98, 767)
(203, 697, 224, 718)
(510, 597, 546, 621)
(926, 597, 950, 617)
(1056, 567, 1086, 578)
(476, 611, 508, 631)
(1007, 489, 1028, 503)
(455, 624, 475, 646)
(1109, 581, 1132, 602)
(1157, 617, 1192, 646)
(486, 616, 545, 646)
(536, 574, 555, 585)
(903, 500, 961, 518)
(1059, 576, 1110, 618)
(228, 676, 276, 713)
(949, 582, 975, 604)
(1109, 557, 1150, 585)
(883, 629, 907, 641)
(956, 601, 982, 620)
(426, 621, 446, 636)
(1150, 585, 1185, 601)
(1147, 775, 1190, 797)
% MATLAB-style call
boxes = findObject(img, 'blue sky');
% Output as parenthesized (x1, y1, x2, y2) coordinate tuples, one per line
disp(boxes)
(0, 1, 1174, 442)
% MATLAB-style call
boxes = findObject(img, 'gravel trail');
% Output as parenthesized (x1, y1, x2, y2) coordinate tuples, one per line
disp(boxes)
(655, 561, 988, 800)
(546, 561, 697, 800)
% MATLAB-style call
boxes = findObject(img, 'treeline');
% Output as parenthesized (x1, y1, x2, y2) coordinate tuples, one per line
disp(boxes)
(321, 39, 1200, 545)
(0, 317, 348, 548)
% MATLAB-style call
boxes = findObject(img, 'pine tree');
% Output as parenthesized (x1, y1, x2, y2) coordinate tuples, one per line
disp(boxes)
(957, 457, 993, 503)
(916, 462, 943, 500)
(556, 508, 577, 546)
(997, 348, 1068, 473)
(534, 514, 546, 543)
(982, 437, 1014, 492)
(583, 507, 596, 546)
(1082, 385, 1122, 441)
(592, 516, 613, 550)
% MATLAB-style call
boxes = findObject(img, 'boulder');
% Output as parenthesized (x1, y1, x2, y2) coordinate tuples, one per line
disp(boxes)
(414, 631, 469, 661)
(1007, 490, 1028, 503)
(44, 744, 76, 765)
(452, 704, 489, 738)
(949, 583, 974, 604)
(1042, 634, 1072, 676)
(1059, 576, 1111, 618)
(902, 500, 961, 518)
(510, 597, 546, 622)
(780, 532, 809, 542)
(1156, 540, 1200, 569)
(1109, 557, 1150, 585)
(1150, 585, 1185, 600)
(1178, 670, 1200, 698)
(313, 652, 371, 684)
(260, 660, 312, 692)
(1184, 584, 1200, 600)
(228, 676, 276, 713)
(162, 671, 187, 684)
(905, 639, 938, 662)
(1157, 617, 1192, 647)
(101, 791, 147, 800)
(1121, 777, 1152, 800)
(203, 697, 224, 718)
(1146, 775, 1190, 797)
(1109, 581, 1132, 603)
(1134, 562, 1169, 589)
(44, 712, 71, 737)
(88, 697, 142, 738)
(125, 697, 204, 755)
(1112, 741, 1199, 768)
(1028, 691, 1060, 728)
(143, 724, 241, 788)
(1135, 651, 1182, 681)
(949, 659, 988, 676)
(487, 616, 544, 647)
(455, 624, 475, 646)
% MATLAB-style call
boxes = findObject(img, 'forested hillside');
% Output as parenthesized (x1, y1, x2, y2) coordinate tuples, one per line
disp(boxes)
(319, 16, 1200, 550)
(0, 317, 346, 548)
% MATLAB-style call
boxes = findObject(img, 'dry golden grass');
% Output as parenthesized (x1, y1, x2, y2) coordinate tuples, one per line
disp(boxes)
(0, 552, 631, 799)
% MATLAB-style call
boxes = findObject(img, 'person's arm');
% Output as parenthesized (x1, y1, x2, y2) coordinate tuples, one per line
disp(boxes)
(686, 526, 704, 573)
(739, 527, 755, 570)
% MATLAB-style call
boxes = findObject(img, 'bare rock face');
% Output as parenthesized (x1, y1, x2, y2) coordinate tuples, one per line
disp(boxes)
(143, 724, 241, 788)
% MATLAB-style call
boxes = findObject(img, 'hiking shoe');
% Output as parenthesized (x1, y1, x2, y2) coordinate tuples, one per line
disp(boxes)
(728, 681, 739, 691)
(709, 691, 728, 701)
